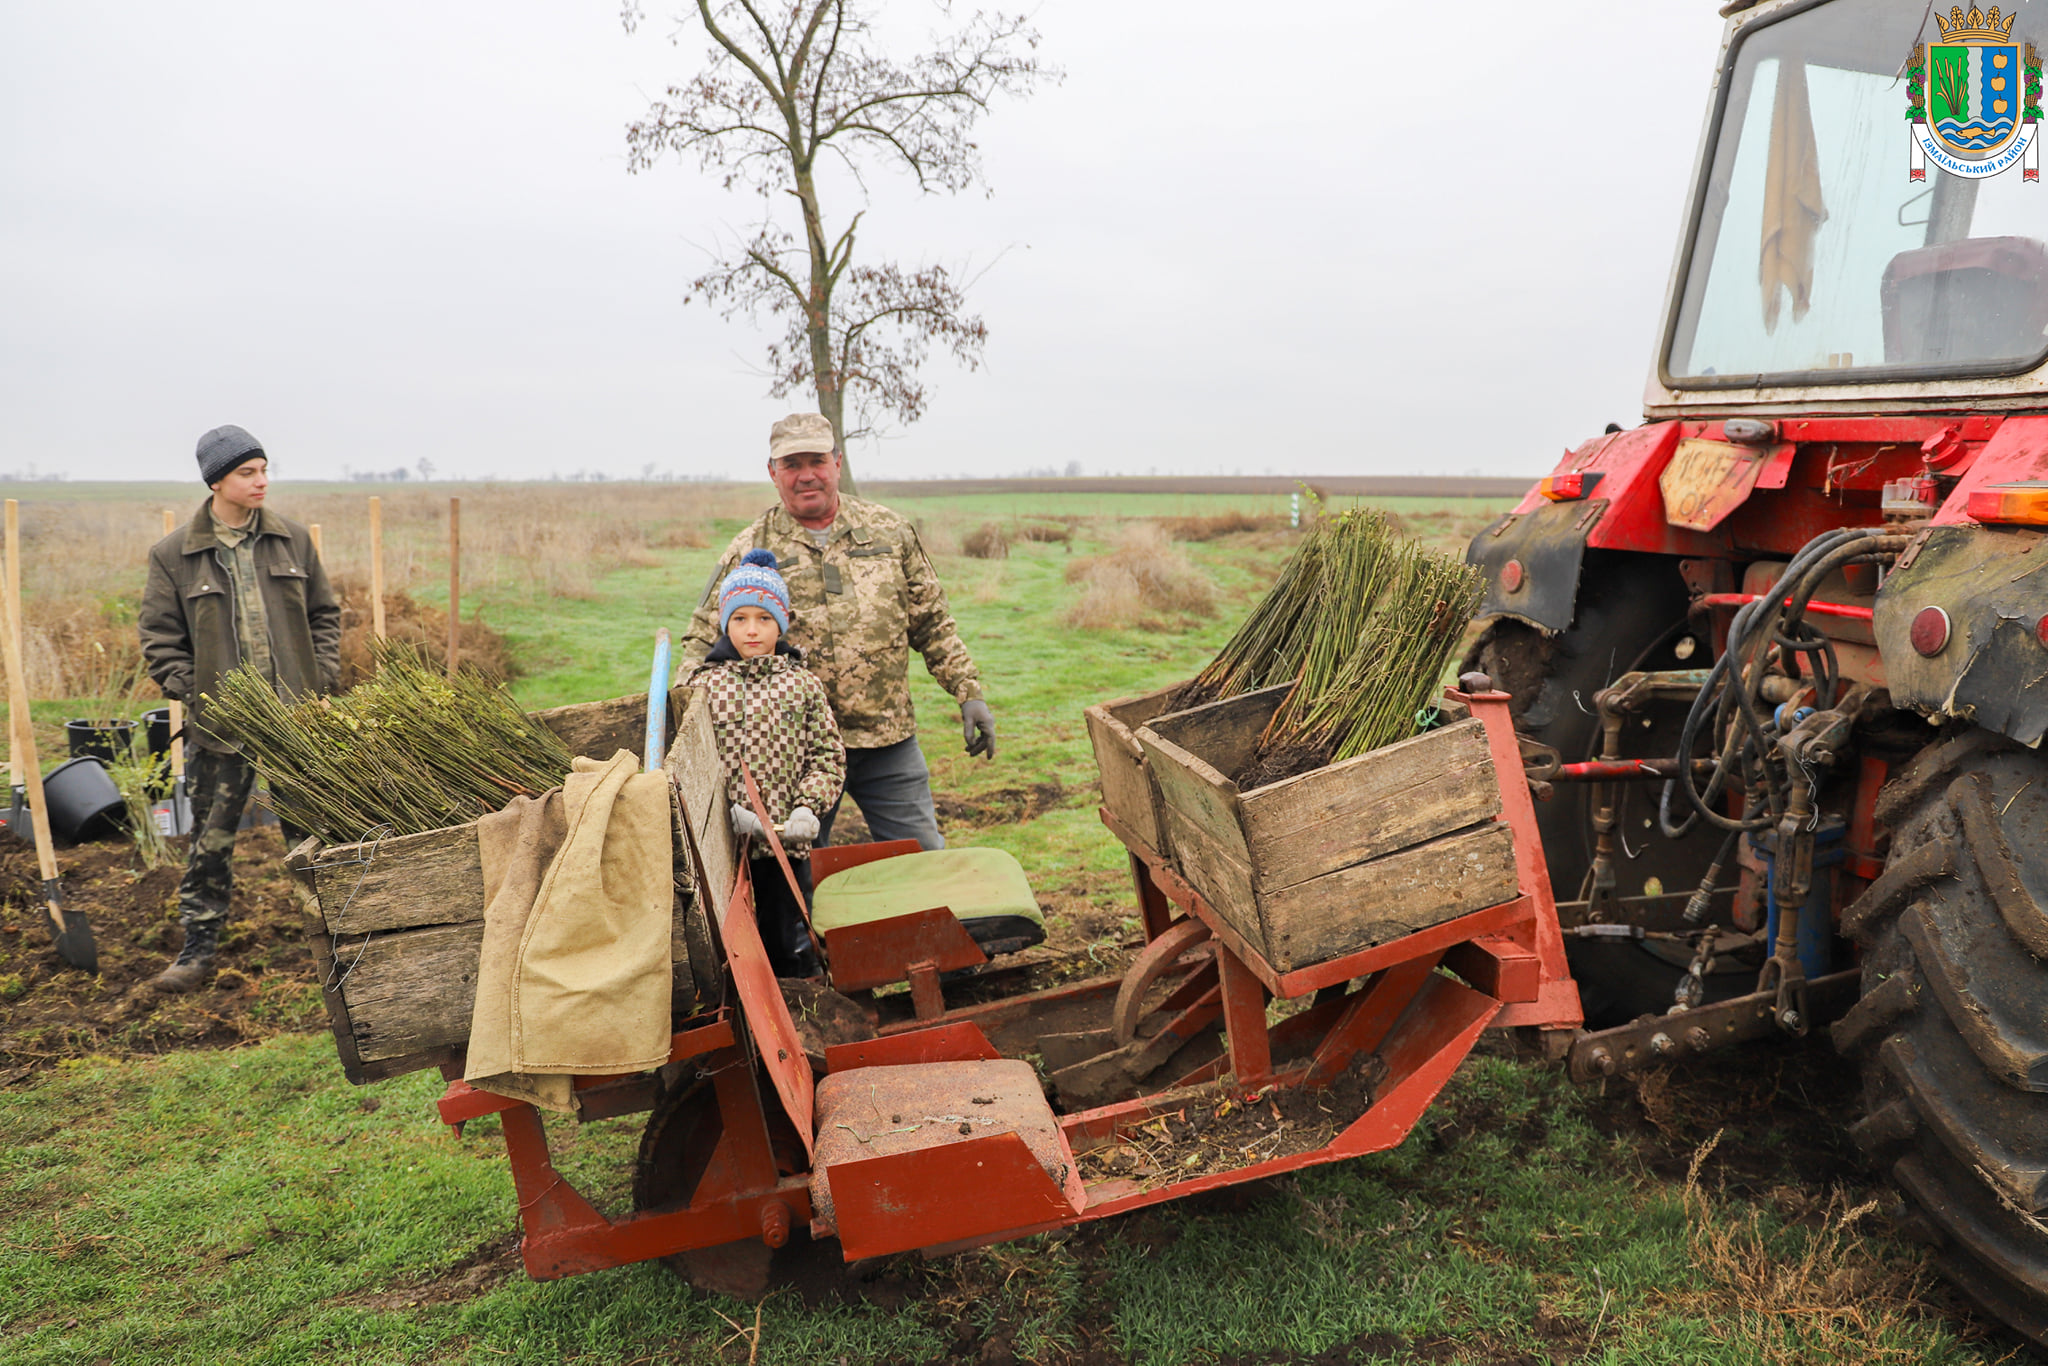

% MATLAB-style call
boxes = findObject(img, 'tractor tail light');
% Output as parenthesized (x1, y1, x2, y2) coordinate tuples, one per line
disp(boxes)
(1966, 482, 2048, 526)
(1538, 471, 1604, 501)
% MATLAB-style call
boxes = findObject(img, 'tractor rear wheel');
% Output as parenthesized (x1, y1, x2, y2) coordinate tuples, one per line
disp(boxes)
(1831, 730, 2048, 1349)
(1466, 551, 1731, 1025)
(1464, 550, 1699, 905)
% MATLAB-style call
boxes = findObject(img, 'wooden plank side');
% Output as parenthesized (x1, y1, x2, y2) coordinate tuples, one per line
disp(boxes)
(1086, 687, 1179, 853)
(1157, 800, 1266, 951)
(1137, 725, 1255, 876)
(1143, 683, 1290, 786)
(532, 693, 645, 762)
(1238, 719, 1500, 894)
(309, 823, 485, 934)
(338, 921, 486, 1061)
(1258, 822, 1519, 973)
(665, 687, 734, 917)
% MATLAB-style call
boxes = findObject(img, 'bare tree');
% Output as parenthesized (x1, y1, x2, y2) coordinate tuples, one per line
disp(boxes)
(622, 1, 1054, 487)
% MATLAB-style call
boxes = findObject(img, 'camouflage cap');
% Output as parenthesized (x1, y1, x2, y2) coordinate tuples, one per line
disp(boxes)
(768, 413, 837, 461)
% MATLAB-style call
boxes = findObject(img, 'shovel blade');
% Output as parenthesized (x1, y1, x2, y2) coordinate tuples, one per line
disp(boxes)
(43, 891, 97, 974)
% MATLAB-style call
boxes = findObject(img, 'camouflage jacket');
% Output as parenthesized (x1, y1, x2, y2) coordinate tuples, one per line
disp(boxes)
(680, 497, 983, 749)
(685, 644, 845, 852)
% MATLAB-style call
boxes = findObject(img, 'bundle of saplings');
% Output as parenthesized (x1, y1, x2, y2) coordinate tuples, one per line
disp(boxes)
(205, 642, 576, 843)
(1176, 505, 1484, 788)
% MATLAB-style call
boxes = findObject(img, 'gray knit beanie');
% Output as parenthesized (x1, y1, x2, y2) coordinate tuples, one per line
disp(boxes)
(196, 425, 265, 486)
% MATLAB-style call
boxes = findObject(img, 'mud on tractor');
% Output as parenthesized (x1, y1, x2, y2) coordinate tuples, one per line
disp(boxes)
(1465, 0, 2048, 1345)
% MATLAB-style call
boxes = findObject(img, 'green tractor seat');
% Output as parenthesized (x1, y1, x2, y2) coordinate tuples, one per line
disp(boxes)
(811, 845, 1047, 1015)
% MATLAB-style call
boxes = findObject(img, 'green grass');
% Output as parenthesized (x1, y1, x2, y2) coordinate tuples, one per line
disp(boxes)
(0, 1041, 1999, 1364)
(0, 490, 2017, 1364)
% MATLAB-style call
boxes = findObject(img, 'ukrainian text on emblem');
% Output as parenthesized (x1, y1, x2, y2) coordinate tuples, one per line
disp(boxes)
(1906, 6, 2041, 182)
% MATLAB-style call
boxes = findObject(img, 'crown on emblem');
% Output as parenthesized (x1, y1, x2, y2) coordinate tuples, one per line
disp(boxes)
(1936, 5, 2017, 42)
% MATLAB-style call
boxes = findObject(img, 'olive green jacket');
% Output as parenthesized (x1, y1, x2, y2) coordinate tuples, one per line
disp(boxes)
(139, 501, 342, 753)
(679, 497, 983, 749)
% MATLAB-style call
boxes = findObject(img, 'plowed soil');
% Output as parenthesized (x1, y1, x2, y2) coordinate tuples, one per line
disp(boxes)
(0, 826, 323, 1083)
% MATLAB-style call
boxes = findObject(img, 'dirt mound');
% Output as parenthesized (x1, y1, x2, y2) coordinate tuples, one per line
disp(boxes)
(330, 574, 517, 688)
(0, 827, 323, 1081)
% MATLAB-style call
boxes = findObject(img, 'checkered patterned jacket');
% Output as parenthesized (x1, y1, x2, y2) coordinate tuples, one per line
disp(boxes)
(687, 644, 845, 852)
(678, 497, 983, 749)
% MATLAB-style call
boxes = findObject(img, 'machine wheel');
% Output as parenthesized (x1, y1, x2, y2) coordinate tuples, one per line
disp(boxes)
(1831, 730, 2048, 1349)
(1466, 551, 1727, 1026)
(1464, 549, 1698, 904)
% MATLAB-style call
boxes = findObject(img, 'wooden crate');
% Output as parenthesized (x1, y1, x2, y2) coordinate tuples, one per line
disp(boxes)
(291, 687, 725, 1084)
(1084, 680, 1189, 857)
(1135, 685, 1515, 973)
(532, 686, 688, 762)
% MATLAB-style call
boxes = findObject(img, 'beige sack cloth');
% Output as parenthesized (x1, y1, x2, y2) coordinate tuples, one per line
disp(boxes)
(465, 750, 673, 1112)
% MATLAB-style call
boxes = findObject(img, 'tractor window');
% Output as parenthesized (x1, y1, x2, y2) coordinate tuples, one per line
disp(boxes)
(1668, 0, 2048, 384)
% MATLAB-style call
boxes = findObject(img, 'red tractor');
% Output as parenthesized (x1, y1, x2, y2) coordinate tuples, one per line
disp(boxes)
(1465, 0, 2048, 1345)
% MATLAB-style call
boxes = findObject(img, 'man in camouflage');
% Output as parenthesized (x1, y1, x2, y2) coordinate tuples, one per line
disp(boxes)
(679, 413, 995, 850)
(138, 425, 340, 991)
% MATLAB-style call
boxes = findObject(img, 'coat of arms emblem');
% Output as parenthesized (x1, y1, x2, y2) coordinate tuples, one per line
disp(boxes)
(1907, 6, 2041, 181)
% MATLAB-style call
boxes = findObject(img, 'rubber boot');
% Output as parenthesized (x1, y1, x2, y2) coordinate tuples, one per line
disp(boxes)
(151, 921, 221, 994)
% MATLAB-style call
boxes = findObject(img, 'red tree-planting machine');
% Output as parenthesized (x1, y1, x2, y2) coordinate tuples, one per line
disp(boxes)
(294, 677, 1581, 1295)
(292, 0, 2048, 1347)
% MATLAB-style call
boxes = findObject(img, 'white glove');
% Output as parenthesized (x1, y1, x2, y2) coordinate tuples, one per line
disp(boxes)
(730, 802, 766, 842)
(784, 806, 820, 844)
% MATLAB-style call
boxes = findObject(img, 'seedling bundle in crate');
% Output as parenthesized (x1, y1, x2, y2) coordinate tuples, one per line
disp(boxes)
(1090, 505, 1497, 971)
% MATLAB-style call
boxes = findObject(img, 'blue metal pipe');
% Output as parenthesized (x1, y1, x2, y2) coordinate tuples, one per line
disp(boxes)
(644, 628, 671, 772)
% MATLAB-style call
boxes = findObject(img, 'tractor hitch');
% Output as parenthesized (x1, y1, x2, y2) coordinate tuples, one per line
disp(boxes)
(1565, 967, 1859, 1083)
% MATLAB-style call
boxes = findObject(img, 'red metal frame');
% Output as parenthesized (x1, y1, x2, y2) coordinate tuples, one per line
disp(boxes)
(1700, 592, 1874, 622)
(1508, 414, 2016, 560)
(434, 681, 1583, 1279)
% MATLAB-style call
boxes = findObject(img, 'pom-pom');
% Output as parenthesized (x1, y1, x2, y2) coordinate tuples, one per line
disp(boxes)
(740, 548, 779, 569)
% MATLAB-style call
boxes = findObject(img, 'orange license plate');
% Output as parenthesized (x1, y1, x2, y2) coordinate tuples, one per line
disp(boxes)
(1659, 438, 1763, 532)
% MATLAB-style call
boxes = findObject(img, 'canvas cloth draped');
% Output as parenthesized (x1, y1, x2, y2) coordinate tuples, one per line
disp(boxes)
(1760, 57, 1829, 334)
(465, 750, 673, 1113)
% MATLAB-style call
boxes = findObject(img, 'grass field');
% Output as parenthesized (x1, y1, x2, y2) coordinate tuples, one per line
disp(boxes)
(0, 482, 2027, 1364)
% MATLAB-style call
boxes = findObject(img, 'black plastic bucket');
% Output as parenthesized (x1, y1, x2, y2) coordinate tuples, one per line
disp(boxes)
(42, 756, 126, 844)
(65, 719, 137, 764)
(143, 707, 174, 759)
(140, 707, 176, 798)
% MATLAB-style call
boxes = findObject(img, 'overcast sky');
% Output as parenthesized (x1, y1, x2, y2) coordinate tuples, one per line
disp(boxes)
(1, 2, 1733, 482)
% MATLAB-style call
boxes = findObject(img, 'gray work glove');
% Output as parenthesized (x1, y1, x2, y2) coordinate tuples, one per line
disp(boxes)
(961, 699, 997, 760)
(730, 802, 766, 842)
(784, 806, 820, 844)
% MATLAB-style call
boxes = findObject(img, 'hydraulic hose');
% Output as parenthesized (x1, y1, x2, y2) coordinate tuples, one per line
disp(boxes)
(1666, 529, 1903, 835)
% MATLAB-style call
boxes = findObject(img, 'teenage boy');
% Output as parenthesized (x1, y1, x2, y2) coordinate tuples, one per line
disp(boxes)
(686, 549, 846, 978)
(139, 425, 340, 991)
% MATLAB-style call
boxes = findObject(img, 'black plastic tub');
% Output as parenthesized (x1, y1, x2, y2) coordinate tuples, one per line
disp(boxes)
(42, 757, 126, 844)
(65, 719, 137, 764)
(143, 707, 174, 758)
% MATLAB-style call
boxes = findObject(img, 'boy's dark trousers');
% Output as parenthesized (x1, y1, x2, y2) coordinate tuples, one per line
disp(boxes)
(176, 748, 306, 930)
(748, 855, 819, 979)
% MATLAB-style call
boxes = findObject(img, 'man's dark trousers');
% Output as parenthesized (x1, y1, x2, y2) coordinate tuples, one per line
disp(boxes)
(814, 735, 944, 851)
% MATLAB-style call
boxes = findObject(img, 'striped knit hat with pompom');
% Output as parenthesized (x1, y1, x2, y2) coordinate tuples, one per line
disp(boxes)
(719, 548, 791, 634)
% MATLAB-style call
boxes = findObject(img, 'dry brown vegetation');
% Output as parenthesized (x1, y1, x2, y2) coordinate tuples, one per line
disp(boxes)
(1159, 509, 1286, 541)
(0, 482, 759, 708)
(1674, 1131, 1956, 1363)
(1063, 523, 1217, 630)
(1014, 518, 1074, 545)
(961, 522, 1010, 559)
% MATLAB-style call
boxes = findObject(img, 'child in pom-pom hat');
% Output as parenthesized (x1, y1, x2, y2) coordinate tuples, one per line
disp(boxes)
(686, 549, 845, 977)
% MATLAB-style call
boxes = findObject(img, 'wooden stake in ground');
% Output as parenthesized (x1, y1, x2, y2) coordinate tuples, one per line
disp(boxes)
(447, 496, 460, 679)
(0, 506, 95, 971)
(309, 523, 323, 559)
(368, 496, 386, 640)
(4, 500, 17, 790)
(160, 510, 186, 782)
